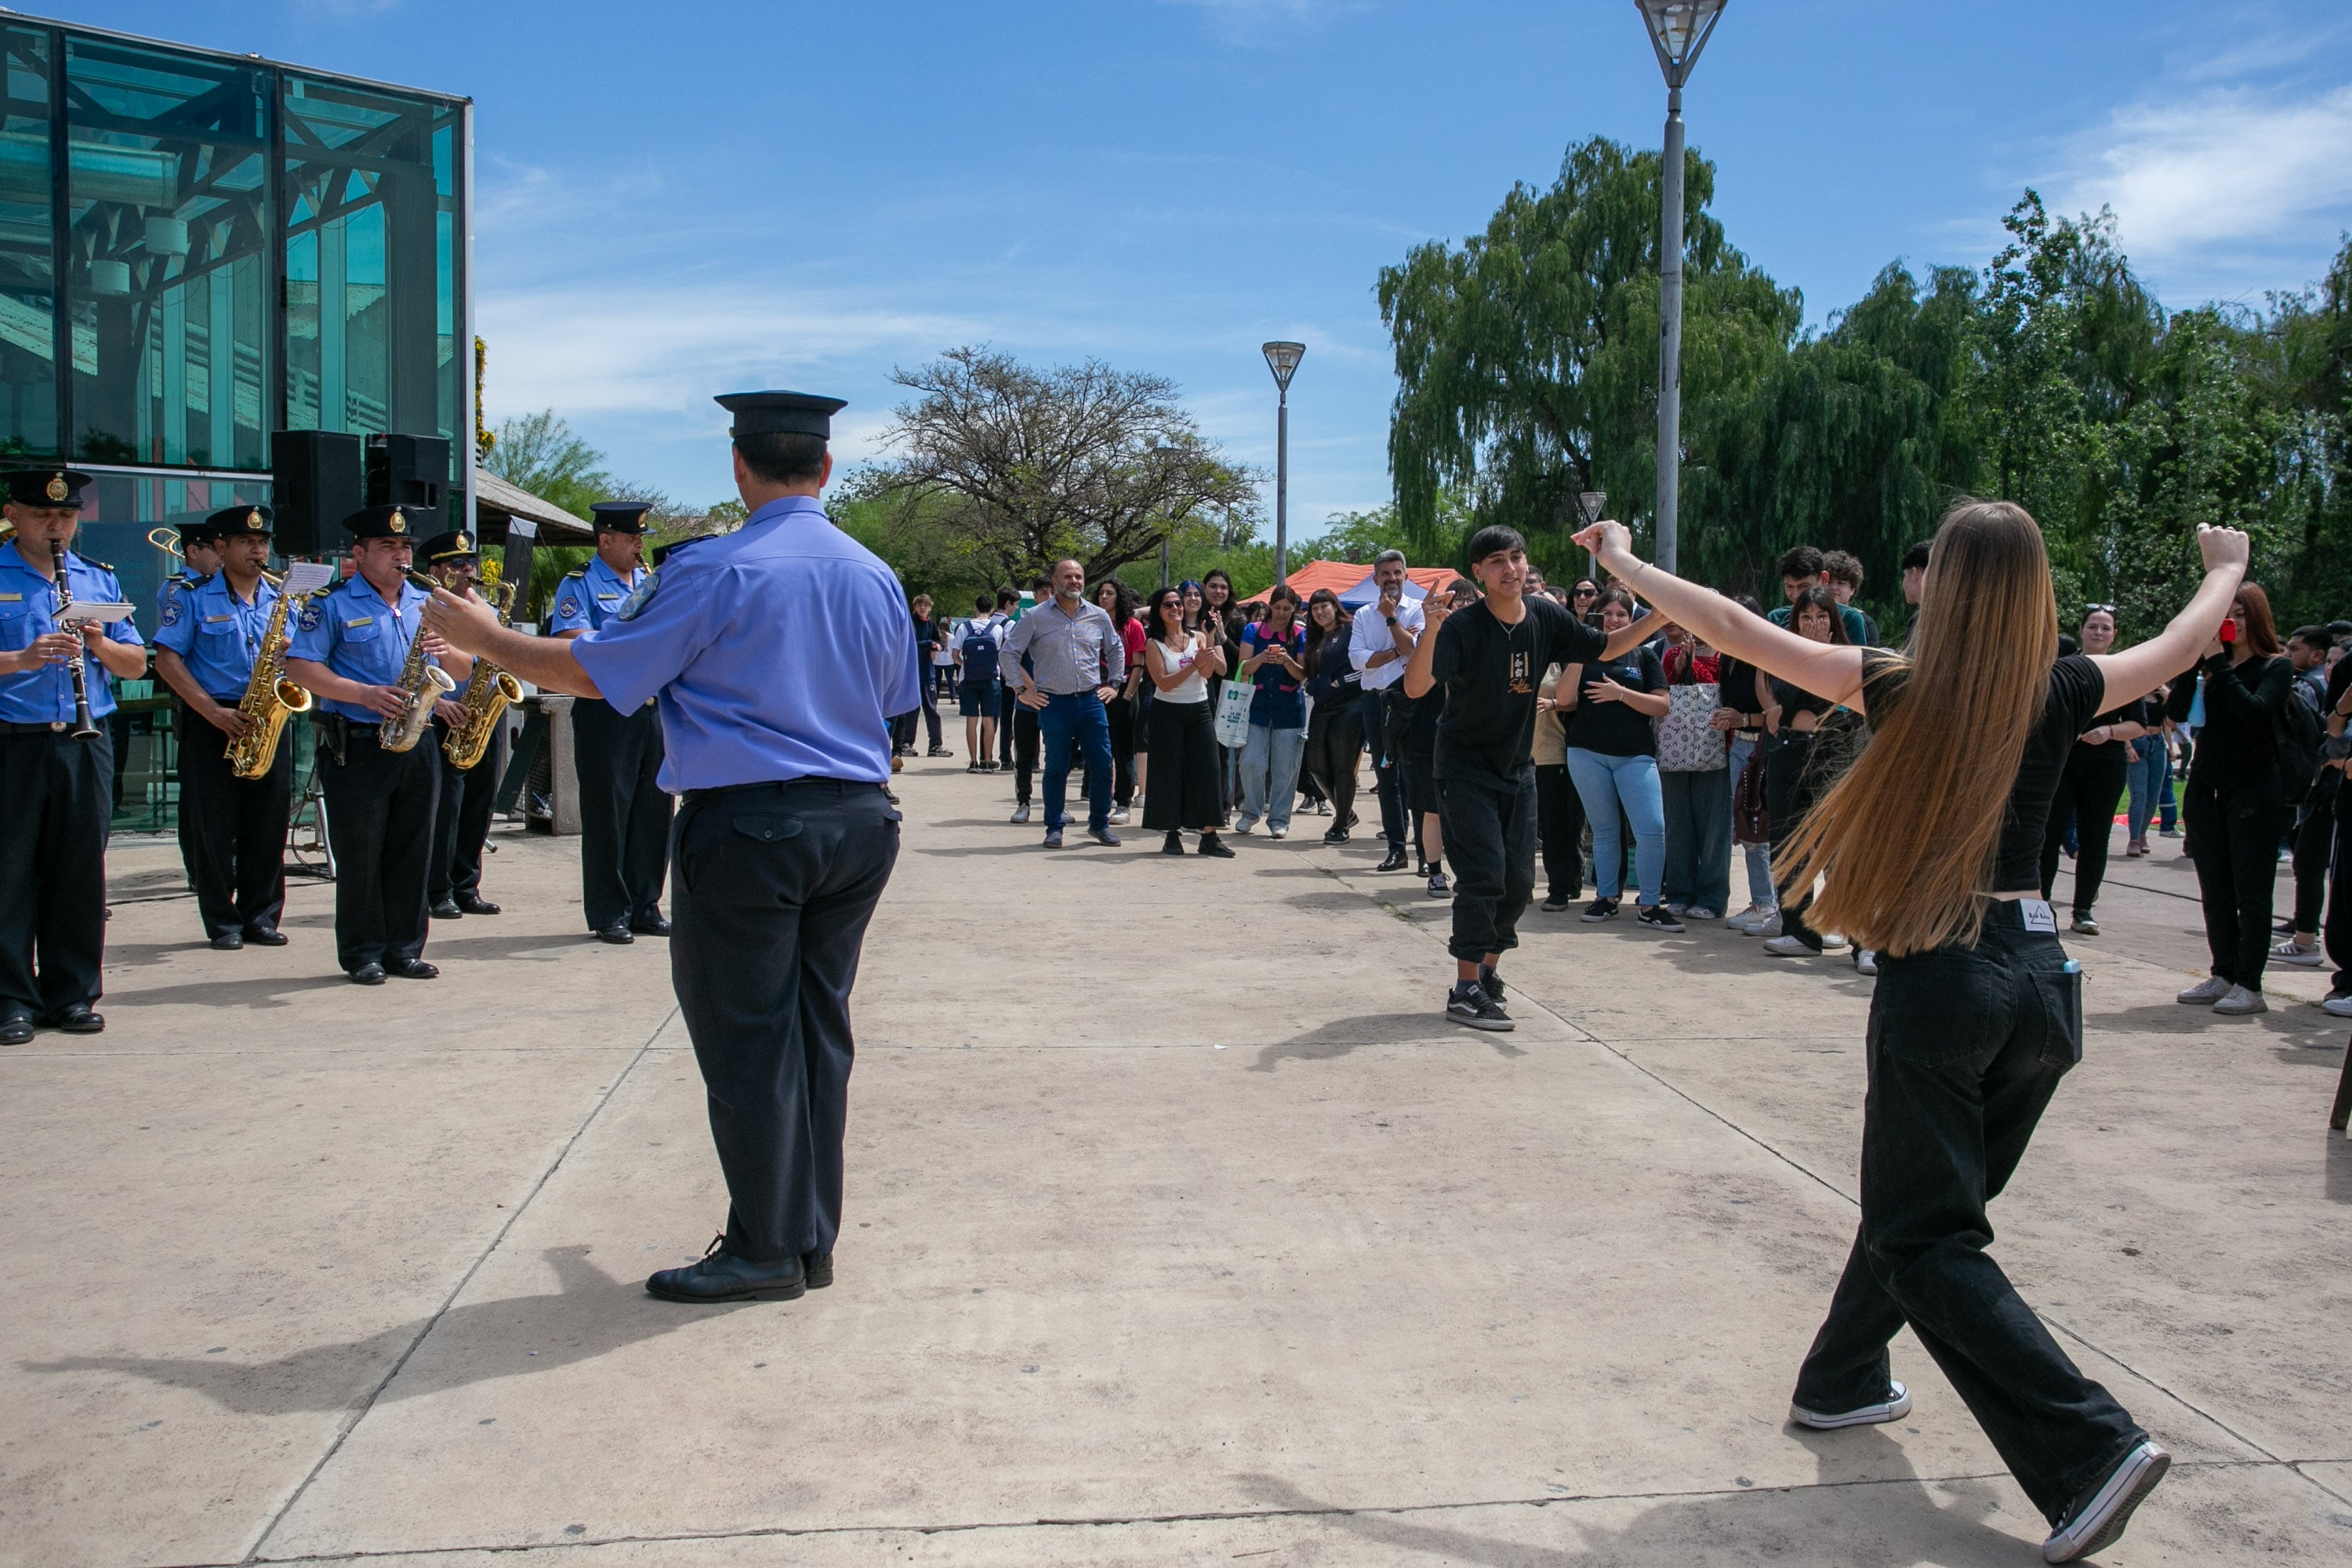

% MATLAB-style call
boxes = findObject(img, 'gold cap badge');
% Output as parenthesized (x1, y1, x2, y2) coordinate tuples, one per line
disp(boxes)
(246, 509, 263, 529)
(389, 513, 407, 535)
(44, 475, 67, 503)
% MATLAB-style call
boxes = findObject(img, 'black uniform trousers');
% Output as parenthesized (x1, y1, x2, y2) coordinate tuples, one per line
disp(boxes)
(1536, 760, 1588, 902)
(671, 779, 900, 1262)
(573, 698, 671, 931)
(176, 706, 292, 938)
(0, 728, 112, 1019)
(429, 719, 502, 902)
(318, 728, 440, 973)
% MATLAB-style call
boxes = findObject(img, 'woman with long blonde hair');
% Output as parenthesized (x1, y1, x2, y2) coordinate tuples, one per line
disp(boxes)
(1573, 504, 2248, 1565)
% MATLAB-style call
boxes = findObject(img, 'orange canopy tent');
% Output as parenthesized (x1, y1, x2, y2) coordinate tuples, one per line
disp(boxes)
(1229, 560, 1457, 604)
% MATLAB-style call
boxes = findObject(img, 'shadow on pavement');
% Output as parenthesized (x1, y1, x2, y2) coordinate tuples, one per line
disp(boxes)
(21, 1246, 736, 1414)
(1252, 1013, 1526, 1073)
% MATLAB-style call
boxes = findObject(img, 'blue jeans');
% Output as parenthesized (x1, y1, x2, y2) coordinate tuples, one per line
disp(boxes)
(2125, 735, 2168, 842)
(1728, 732, 1774, 909)
(1564, 749, 1665, 906)
(1660, 766, 1732, 913)
(1038, 691, 1113, 832)
(1237, 722, 1305, 832)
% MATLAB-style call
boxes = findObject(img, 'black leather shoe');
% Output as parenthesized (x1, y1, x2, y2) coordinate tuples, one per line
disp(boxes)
(210, 931, 245, 951)
(0, 1013, 32, 1046)
(801, 1250, 833, 1289)
(244, 926, 289, 946)
(387, 958, 439, 980)
(52, 1004, 104, 1034)
(1377, 847, 1409, 872)
(646, 1238, 806, 1303)
(454, 893, 501, 916)
(350, 963, 387, 985)
(430, 898, 464, 920)
(594, 923, 635, 945)
(630, 914, 672, 937)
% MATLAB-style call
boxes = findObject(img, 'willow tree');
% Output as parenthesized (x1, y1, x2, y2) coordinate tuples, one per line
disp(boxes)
(1377, 136, 1796, 575)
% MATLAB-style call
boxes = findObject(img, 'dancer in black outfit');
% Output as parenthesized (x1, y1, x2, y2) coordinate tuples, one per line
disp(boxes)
(1576, 505, 2249, 1565)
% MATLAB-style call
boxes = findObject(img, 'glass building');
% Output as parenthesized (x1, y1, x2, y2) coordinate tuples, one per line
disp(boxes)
(1, 15, 470, 829)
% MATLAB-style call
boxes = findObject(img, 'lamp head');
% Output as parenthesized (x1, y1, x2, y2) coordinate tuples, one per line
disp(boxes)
(1635, 0, 1726, 89)
(1261, 340, 1305, 393)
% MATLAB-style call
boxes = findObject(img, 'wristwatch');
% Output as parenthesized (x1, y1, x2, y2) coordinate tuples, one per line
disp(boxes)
(1385, 615, 1398, 627)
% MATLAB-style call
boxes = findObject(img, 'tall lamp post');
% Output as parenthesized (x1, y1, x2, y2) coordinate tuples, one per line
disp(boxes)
(1635, 0, 1726, 575)
(1262, 340, 1305, 586)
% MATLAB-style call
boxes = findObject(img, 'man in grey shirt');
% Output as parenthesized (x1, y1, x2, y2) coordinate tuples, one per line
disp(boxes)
(1001, 557, 1127, 848)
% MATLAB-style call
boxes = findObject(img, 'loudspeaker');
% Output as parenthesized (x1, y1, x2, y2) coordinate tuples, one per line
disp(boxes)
(367, 434, 452, 510)
(270, 430, 365, 558)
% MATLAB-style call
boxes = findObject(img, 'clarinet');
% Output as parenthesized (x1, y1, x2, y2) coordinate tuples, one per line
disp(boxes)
(45, 538, 102, 741)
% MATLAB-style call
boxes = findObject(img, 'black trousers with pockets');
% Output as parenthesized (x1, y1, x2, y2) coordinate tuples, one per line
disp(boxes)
(573, 699, 671, 931)
(671, 780, 899, 1262)
(2038, 744, 2129, 916)
(430, 720, 502, 902)
(0, 729, 112, 1018)
(318, 729, 438, 972)
(2182, 771, 2286, 988)
(1439, 764, 1537, 963)
(177, 710, 291, 938)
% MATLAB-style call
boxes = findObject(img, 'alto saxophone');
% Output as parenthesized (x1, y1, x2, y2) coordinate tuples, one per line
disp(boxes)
(227, 572, 316, 779)
(444, 578, 524, 771)
(379, 599, 456, 753)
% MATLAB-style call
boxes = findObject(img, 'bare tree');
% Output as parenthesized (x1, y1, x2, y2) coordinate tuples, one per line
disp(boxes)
(869, 346, 1261, 584)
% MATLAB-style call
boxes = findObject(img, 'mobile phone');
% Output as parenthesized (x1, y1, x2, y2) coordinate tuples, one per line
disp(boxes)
(2219, 619, 2238, 644)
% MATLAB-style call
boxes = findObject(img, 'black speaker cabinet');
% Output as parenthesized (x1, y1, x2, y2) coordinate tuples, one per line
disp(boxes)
(367, 434, 452, 510)
(270, 430, 365, 557)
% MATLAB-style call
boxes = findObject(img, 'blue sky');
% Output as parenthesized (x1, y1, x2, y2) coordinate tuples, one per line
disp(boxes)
(67, 0, 2352, 535)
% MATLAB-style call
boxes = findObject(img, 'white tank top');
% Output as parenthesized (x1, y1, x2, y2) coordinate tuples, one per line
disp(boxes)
(1152, 637, 1209, 703)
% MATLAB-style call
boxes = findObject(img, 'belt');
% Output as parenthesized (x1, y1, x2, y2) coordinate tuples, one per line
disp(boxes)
(681, 777, 884, 804)
(0, 719, 86, 734)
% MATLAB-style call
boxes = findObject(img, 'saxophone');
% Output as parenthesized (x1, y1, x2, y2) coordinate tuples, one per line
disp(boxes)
(443, 573, 524, 771)
(227, 572, 316, 779)
(379, 597, 456, 753)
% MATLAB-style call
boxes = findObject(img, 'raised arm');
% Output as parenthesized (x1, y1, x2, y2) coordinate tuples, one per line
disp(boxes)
(2082, 525, 2250, 710)
(1573, 521, 1867, 711)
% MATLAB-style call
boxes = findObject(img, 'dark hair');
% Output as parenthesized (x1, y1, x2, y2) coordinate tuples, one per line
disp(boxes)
(1788, 583, 1852, 644)
(1094, 576, 1138, 627)
(996, 588, 1018, 608)
(1030, 575, 1052, 593)
(2289, 623, 2328, 649)
(1821, 550, 1864, 589)
(1145, 586, 1185, 637)
(2233, 582, 2281, 657)
(973, 593, 992, 614)
(734, 430, 826, 485)
(1203, 568, 1233, 601)
(1778, 544, 1824, 581)
(1593, 584, 1638, 619)
(1466, 524, 1526, 562)
(1900, 539, 1933, 573)
(1302, 588, 1351, 674)
(2328, 620, 2352, 645)
(1571, 579, 1598, 597)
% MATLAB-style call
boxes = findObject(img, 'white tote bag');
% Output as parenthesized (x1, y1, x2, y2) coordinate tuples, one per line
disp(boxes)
(1213, 679, 1255, 749)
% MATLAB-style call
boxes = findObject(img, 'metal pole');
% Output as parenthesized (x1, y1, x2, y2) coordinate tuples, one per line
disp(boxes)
(1274, 389, 1290, 586)
(1160, 537, 1170, 590)
(1655, 85, 1686, 576)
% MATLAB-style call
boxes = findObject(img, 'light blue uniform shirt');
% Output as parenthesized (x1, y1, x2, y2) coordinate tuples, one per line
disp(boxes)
(155, 572, 281, 701)
(289, 574, 437, 720)
(0, 540, 143, 724)
(571, 495, 920, 793)
(545, 555, 645, 636)
(155, 571, 205, 632)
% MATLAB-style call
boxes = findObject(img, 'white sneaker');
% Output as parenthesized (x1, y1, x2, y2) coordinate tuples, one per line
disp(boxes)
(2212, 984, 2267, 1016)
(1790, 1380, 1911, 1431)
(1686, 907, 1722, 921)
(1818, 932, 1851, 953)
(1761, 934, 1819, 958)
(1108, 806, 1131, 825)
(1854, 948, 1878, 977)
(1744, 912, 1784, 938)
(2175, 976, 2230, 1004)
(2270, 937, 2325, 967)
(1728, 905, 1777, 935)
(1268, 825, 1287, 840)
(1232, 820, 1255, 836)
(2321, 993, 2352, 1018)
(1665, 902, 1690, 917)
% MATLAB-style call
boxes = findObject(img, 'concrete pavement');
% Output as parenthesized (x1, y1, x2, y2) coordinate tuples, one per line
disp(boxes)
(3, 753, 2348, 1566)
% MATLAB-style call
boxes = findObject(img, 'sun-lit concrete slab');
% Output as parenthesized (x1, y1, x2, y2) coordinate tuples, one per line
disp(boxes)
(3, 759, 2346, 1566)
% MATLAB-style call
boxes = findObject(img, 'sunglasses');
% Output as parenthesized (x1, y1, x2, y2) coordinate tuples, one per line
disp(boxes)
(2084, 603, 2117, 615)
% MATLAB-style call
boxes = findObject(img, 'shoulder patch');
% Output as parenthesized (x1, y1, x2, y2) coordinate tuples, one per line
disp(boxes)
(615, 573, 659, 622)
(557, 594, 582, 619)
(299, 602, 324, 635)
(162, 594, 183, 628)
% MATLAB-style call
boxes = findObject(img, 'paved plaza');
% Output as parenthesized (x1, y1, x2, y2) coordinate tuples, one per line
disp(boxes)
(5, 753, 2350, 1567)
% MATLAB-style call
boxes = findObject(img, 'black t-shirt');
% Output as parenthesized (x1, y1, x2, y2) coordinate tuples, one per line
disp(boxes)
(1428, 596, 1606, 782)
(1563, 643, 1667, 758)
(1718, 655, 1769, 723)
(1863, 649, 2106, 892)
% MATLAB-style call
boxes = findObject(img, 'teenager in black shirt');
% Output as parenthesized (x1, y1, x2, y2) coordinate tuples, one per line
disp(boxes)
(1574, 505, 2249, 1565)
(1403, 526, 1654, 1030)
(1555, 586, 1675, 928)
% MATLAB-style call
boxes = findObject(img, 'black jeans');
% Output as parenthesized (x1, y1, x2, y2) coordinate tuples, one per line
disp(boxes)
(1100, 691, 1138, 807)
(1536, 761, 1586, 901)
(2290, 773, 2339, 933)
(1011, 703, 1040, 804)
(1766, 732, 1823, 949)
(2325, 777, 2352, 995)
(1359, 688, 1406, 848)
(671, 780, 898, 1262)
(1439, 763, 1537, 963)
(1795, 902, 2143, 1524)
(2182, 771, 2286, 988)
(2038, 745, 2129, 916)
(1301, 698, 1363, 830)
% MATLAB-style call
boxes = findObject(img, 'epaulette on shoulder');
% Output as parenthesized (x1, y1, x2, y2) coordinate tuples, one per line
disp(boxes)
(561, 565, 587, 580)
(659, 534, 715, 561)
(89, 558, 115, 573)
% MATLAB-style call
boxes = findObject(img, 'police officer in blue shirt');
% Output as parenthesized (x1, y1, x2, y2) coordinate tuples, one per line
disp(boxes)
(546, 500, 670, 942)
(155, 516, 222, 630)
(419, 528, 505, 922)
(152, 504, 295, 950)
(285, 503, 472, 985)
(0, 468, 149, 1042)
(425, 390, 918, 1304)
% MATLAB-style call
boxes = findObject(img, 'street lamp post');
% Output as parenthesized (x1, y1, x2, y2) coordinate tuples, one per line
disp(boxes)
(1262, 341, 1305, 586)
(1635, 0, 1726, 576)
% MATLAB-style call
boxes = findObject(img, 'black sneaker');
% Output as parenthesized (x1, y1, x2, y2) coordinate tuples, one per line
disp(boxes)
(1478, 965, 1505, 1006)
(1635, 906, 1685, 933)
(2042, 1439, 2169, 1563)
(1581, 898, 1621, 923)
(1322, 826, 1349, 845)
(1446, 982, 1515, 1032)
(1198, 836, 1236, 859)
(1163, 831, 1185, 856)
(1541, 894, 1575, 913)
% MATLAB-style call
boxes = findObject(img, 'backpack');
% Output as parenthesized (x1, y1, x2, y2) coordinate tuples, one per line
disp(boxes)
(959, 622, 1000, 686)
(2275, 670, 2325, 807)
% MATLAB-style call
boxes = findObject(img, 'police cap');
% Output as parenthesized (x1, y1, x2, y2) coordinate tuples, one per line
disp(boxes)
(420, 528, 478, 563)
(589, 502, 653, 535)
(345, 503, 425, 541)
(714, 390, 845, 440)
(5, 467, 93, 509)
(206, 504, 274, 539)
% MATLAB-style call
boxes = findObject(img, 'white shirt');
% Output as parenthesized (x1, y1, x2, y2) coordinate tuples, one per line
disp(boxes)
(1349, 592, 1426, 692)
(1149, 636, 1210, 703)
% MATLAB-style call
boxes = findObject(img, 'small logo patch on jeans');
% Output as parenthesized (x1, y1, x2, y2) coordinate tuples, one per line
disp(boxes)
(2019, 899, 2057, 933)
